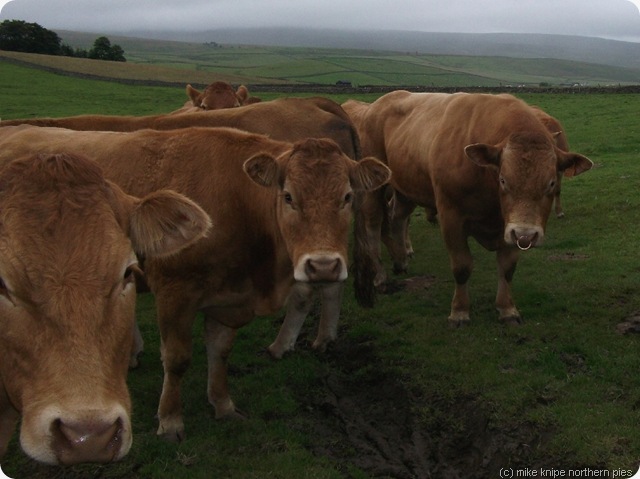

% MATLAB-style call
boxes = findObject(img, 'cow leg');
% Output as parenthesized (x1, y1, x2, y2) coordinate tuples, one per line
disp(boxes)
(268, 282, 315, 359)
(312, 282, 344, 352)
(554, 176, 564, 218)
(204, 312, 249, 420)
(440, 212, 473, 326)
(0, 384, 19, 459)
(353, 188, 388, 305)
(382, 190, 416, 274)
(129, 320, 144, 369)
(496, 247, 522, 324)
(155, 297, 198, 442)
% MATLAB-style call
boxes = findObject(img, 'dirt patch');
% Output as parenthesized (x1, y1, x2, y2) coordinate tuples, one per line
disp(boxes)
(298, 337, 557, 478)
(616, 311, 640, 335)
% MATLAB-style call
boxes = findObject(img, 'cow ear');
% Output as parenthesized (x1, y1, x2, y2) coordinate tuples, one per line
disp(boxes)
(350, 157, 391, 191)
(465, 143, 501, 170)
(186, 84, 202, 106)
(236, 85, 249, 105)
(557, 150, 593, 178)
(244, 154, 280, 187)
(129, 190, 212, 257)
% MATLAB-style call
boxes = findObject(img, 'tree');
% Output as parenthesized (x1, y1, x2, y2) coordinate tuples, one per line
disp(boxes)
(0, 20, 61, 55)
(88, 36, 126, 62)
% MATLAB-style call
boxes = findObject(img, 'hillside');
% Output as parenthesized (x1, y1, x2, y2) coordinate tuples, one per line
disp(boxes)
(115, 28, 640, 71)
(2, 29, 639, 87)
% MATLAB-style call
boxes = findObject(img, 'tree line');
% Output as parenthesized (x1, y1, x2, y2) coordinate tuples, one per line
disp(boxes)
(0, 20, 126, 62)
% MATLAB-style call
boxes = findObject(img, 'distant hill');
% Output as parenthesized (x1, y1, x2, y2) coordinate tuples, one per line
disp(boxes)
(4, 29, 637, 88)
(118, 28, 640, 70)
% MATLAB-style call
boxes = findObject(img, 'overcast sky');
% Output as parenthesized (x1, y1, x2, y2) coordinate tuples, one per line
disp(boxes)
(2, 0, 640, 42)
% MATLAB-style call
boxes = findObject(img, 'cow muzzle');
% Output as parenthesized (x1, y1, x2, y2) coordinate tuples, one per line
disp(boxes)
(51, 414, 128, 465)
(21, 404, 132, 465)
(505, 223, 544, 251)
(295, 253, 347, 282)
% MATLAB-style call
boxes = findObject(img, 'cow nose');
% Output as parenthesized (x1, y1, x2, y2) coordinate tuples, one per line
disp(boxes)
(304, 256, 344, 282)
(510, 230, 539, 251)
(505, 223, 544, 251)
(52, 416, 124, 465)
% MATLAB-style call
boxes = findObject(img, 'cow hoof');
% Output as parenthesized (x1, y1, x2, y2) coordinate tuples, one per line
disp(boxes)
(448, 318, 471, 328)
(501, 315, 523, 326)
(312, 337, 336, 353)
(556, 212, 565, 219)
(156, 423, 185, 443)
(392, 264, 409, 275)
(218, 409, 248, 421)
(128, 353, 142, 369)
(266, 344, 289, 360)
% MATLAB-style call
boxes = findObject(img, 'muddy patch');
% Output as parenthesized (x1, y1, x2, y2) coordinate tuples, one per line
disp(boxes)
(616, 311, 640, 335)
(298, 338, 555, 478)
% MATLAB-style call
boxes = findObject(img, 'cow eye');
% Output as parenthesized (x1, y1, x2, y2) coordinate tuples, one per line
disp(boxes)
(283, 192, 293, 205)
(548, 178, 557, 191)
(343, 192, 354, 207)
(123, 263, 142, 289)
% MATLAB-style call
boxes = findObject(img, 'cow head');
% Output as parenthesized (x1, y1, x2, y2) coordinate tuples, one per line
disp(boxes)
(244, 138, 391, 282)
(186, 82, 245, 110)
(465, 131, 592, 250)
(0, 153, 211, 465)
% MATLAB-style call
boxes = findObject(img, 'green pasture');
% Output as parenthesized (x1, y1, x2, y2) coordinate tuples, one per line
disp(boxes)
(7, 31, 640, 87)
(1, 62, 640, 477)
(112, 39, 640, 86)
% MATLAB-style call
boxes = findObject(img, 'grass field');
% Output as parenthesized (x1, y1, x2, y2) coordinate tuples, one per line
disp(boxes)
(4, 30, 640, 88)
(1, 61, 640, 478)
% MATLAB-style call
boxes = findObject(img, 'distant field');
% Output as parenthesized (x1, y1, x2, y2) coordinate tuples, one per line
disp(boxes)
(2, 30, 640, 87)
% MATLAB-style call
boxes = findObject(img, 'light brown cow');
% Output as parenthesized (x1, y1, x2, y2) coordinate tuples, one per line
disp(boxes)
(0, 152, 211, 464)
(0, 97, 359, 165)
(168, 82, 258, 114)
(343, 91, 592, 325)
(344, 100, 574, 276)
(186, 82, 259, 109)
(0, 97, 370, 356)
(0, 125, 391, 441)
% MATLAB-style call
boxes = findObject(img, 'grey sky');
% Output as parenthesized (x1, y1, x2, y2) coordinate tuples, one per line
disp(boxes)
(2, 0, 640, 42)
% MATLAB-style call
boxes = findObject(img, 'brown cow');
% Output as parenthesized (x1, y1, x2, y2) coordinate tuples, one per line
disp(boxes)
(0, 97, 369, 356)
(168, 82, 256, 114)
(0, 96, 359, 164)
(343, 100, 574, 276)
(0, 152, 211, 464)
(343, 91, 592, 325)
(0, 125, 391, 441)
(186, 82, 259, 110)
